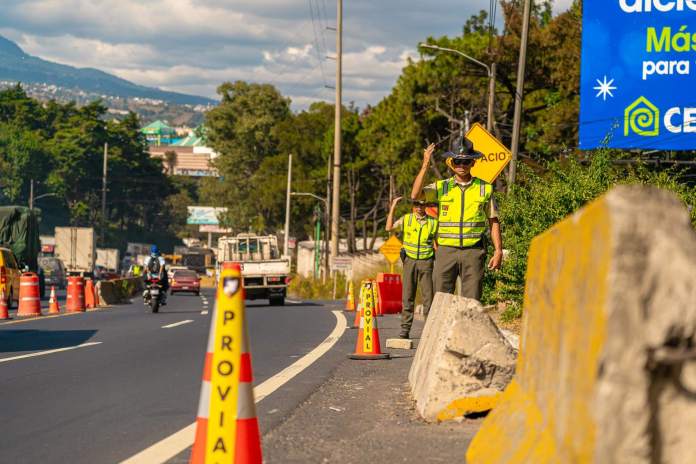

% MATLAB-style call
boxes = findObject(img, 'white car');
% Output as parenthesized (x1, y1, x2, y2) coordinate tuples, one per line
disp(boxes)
(167, 265, 190, 280)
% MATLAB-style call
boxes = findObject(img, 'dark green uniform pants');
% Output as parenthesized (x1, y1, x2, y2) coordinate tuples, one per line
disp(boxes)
(401, 256, 434, 333)
(433, 244, 487, 300)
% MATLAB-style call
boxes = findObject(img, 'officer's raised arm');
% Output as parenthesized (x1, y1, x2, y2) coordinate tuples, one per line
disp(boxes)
(410, 143, 435, 200)
(385, 196, 403, 232)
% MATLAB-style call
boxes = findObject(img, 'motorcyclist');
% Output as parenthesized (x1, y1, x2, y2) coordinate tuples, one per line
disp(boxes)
(143, 245, 168, 305)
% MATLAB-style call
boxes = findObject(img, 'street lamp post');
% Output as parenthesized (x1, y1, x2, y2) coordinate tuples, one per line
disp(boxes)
(291, 192, 329, 278)
(418, 43, 496, 133)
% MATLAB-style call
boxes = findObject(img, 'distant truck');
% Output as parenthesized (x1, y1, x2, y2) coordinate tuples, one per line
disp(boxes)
(0, 206, 43, 297)
(96, 248, 120, 273)
(55, 227, 96, 276)
(217, 234, 290, 306)
(0, 207, 41, 272)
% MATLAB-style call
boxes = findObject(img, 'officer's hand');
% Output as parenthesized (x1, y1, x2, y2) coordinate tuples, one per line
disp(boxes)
(391, 196, 403, 207)
(488, 250, 503, 271)
(423, 143, 435, 166)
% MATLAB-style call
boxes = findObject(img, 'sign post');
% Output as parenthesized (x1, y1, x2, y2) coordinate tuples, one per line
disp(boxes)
(379, 235, 402, 274)
(580, 3, 696, 150)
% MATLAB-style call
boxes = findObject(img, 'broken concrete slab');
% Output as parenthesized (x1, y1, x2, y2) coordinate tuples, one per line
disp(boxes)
(408, 292, 517, 422)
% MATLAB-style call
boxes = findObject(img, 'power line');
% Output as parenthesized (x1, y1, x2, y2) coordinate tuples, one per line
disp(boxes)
(307, 0, 329, 90)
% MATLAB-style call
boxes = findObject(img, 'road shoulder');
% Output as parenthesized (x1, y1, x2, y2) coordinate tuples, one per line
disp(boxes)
(262, 313, 483, 463)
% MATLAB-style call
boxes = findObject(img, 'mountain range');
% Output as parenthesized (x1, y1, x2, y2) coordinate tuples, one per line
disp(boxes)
(0, 35, 214, 106)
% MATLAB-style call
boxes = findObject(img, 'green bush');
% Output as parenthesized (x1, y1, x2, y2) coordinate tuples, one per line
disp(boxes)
(482, 150, 696, 311)
(288, 273, 349, 300)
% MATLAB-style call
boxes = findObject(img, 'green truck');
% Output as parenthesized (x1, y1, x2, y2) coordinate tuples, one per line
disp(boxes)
(0, 206, 43, 296)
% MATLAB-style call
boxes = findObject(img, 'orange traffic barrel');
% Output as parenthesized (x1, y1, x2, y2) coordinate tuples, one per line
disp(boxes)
(66, 276, 85, 313)
(84, 279, 96, 309)
(17, 272, 41, 317)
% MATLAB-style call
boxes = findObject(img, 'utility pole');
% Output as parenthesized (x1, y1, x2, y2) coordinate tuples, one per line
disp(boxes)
(329, 0, 343, 264)
(101, 142, 108, 245)
(509, 0, 532, 186)
(487, 62, 497, 132)
(29, 179, 34, 210)
(283, 154, 292, 257)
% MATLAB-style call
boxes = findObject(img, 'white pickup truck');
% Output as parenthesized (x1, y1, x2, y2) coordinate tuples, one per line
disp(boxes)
(217, 234, 290, 305)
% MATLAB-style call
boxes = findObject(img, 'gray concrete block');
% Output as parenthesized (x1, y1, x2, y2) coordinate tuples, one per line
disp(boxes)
(386, 338, 413, 350)
(408, 292, 517, 422)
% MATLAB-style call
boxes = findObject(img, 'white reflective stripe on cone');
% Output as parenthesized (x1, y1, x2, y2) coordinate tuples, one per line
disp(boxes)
(237, 382, 257, 419)
(196, 380, 211, 419)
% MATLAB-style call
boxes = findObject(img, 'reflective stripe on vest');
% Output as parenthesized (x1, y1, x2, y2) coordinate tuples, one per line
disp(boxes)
(436, 177, 492, 248)
(402, 214, 437, 259)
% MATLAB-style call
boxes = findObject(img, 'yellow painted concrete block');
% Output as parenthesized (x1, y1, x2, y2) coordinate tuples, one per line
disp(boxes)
(467, 186, 696, 463)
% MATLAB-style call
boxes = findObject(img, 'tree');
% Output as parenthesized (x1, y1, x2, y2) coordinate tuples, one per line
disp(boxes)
(201, 81, 291, 231)
(164, 150, 177, 175)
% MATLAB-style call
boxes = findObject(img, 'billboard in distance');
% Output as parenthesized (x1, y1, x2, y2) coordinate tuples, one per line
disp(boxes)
(187, 206, 228, 225)
(580, 1, 696, 150)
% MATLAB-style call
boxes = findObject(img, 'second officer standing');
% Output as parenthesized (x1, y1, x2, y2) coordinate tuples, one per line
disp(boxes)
(386, 194, 438, 339)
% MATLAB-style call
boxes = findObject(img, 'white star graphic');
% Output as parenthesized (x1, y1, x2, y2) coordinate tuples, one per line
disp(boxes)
(594, 75, 617, 101)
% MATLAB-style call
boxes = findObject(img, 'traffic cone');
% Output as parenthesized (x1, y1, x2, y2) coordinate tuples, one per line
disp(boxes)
(48, 286, 60, 314)
(190, 262, 262, 464)
(344, 281, 355, 311)
(352, 281, 366, 329)
(348, 280, 390, 360)
(0, 287, 9, 320)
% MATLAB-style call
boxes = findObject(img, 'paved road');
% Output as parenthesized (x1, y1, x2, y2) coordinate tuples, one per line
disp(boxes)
(0, 290, 345, 463)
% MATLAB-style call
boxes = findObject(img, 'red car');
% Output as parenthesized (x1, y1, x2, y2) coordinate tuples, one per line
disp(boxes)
(170, 270, 201, 296)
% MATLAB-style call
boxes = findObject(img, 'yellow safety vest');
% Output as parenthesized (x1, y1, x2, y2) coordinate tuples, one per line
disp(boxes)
(435, 177, 492, 248)
(402, 214, 437, 260)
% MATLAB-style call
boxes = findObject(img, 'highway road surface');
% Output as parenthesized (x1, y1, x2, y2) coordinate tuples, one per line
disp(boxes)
(0, 289, 348, 463)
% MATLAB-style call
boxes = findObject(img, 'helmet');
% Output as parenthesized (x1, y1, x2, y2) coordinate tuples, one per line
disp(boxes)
(443, 137, 483, 161)
(150, 245, 160, 256)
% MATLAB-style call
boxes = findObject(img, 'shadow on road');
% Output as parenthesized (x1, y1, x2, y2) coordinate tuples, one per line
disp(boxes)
(0, 329, 98, 353)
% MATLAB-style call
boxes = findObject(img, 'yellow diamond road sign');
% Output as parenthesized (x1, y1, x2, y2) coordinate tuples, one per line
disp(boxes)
(379, 235, 402, 264)
(468, 123, 512, 183)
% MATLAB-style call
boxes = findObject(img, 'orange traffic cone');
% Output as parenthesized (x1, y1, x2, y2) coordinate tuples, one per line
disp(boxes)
(48, 286, 60, 314)
(349, 280, 390, 360)
(190, 262, 262, 464)
(0, 287, 9, 320)
(84, 279, 96, 309)
(352, 281, 367, 329)
(344, 281, 355, 311)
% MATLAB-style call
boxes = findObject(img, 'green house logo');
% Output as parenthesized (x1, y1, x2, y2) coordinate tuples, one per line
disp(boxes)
(624, 97, 660, 137)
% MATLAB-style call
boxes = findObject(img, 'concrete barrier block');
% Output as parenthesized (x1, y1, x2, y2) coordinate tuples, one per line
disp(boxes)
(408, 292, 517, 422)
(386, 338, 413, 350)
(467, 186, 696, 464)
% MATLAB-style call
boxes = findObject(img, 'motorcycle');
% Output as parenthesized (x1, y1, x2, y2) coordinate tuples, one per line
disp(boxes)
(143, 277, 165, 313)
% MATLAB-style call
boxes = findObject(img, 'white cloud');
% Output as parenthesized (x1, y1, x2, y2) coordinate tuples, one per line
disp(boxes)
(0, 0, 575, 109)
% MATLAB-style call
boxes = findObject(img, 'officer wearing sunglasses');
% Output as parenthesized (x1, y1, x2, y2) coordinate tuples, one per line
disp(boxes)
(410, 138, 503, 300)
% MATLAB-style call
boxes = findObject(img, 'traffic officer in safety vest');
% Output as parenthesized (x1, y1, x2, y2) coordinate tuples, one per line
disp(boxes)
(386, 194, 438, 339)
(411, 139, 503, 300)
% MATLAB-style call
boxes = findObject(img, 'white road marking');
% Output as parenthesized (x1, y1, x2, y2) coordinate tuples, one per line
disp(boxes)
(200, 310, 208, 315)
(161, 320, 193, 329)
(121, 310, 347, 464)
(286, 299, 302, 304)
(0, 342, 102, 364)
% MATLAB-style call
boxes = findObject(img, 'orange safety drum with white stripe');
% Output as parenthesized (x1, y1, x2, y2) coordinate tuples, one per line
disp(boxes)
(17, 272, 41, 317)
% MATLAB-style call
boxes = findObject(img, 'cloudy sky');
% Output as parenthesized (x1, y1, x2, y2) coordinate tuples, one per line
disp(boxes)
(0, 0, 573, 109)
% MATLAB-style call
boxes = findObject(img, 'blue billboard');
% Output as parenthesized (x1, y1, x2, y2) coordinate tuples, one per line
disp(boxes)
(580, 1, 696, 150)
